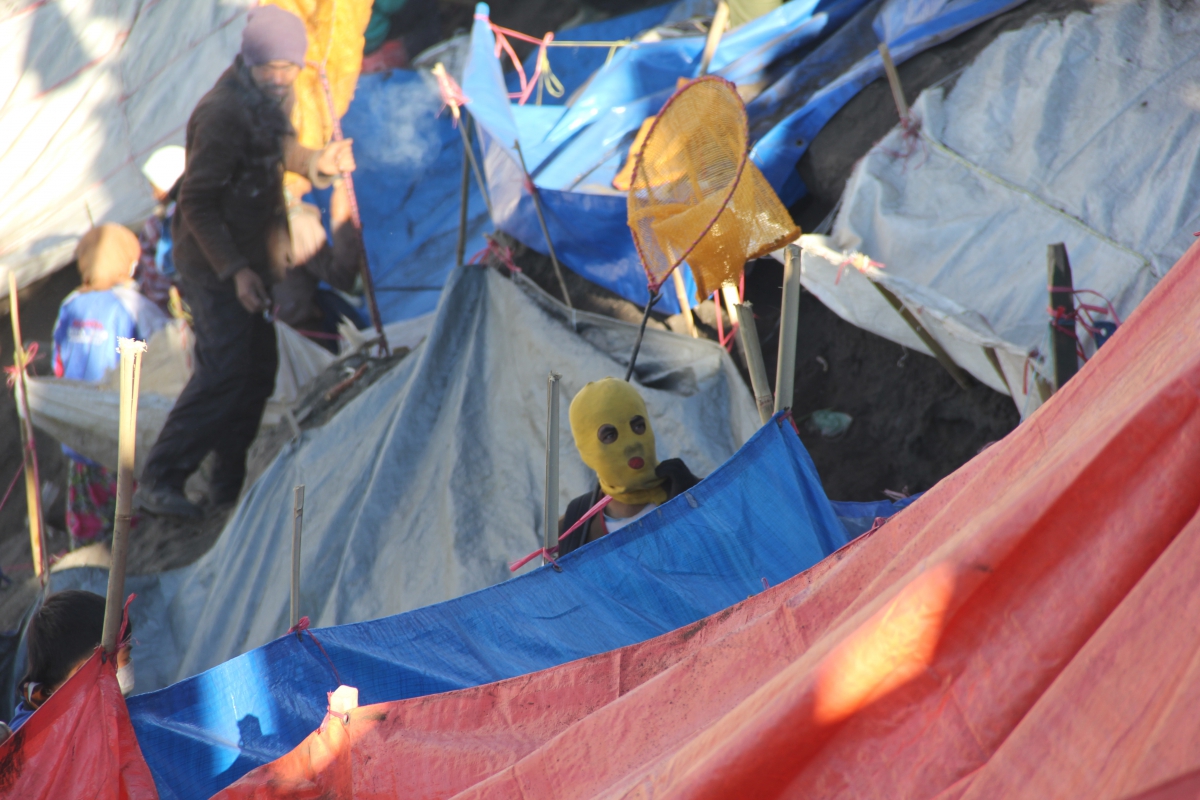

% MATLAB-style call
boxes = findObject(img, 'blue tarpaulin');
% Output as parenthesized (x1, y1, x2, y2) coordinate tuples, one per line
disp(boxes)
(463, 0, 1028, 310)
(129, 416, 852, 800)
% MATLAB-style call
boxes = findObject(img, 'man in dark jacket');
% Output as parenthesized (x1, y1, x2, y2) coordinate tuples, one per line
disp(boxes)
(135, 5, 355, 517)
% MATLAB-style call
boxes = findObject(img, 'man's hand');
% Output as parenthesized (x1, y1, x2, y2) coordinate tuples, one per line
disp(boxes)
(234, 268, 271, 314)
(317, 139, 356, 177)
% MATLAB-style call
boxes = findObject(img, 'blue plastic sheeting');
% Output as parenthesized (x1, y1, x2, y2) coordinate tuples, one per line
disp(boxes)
(127, 416, 850, 800)
(340, 68, 490, 322)
(831, 494, 920, 536)
(464, 0, 1027, 309)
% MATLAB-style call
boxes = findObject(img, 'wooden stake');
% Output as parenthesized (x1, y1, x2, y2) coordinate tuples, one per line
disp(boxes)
(542, 373, 561, 566)
(774, 244, 801, 413)
(872, 280, 971, 390)
(878, 43, 909, 122)
(101, 338, 147, 653)
(515, 140, 573, 310)
(733, 301, 774, 424)
(671, 269, 698, 338)
(699, 1, 730, 77)
(1048, 243, 1077, 392)
(7, 271, 47, 584)
(291, 485, 305, 628)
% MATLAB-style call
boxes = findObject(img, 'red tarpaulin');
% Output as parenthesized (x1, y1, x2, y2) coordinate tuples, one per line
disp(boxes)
(0, 648, 157, 799)
(214, 238, 1200, 800)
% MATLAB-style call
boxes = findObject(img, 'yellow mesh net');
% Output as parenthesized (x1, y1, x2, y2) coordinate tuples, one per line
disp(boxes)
(627, 76, 799, 301)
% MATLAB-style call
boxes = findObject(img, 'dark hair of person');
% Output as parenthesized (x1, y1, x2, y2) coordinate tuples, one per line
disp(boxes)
(21, 590, 131, 692)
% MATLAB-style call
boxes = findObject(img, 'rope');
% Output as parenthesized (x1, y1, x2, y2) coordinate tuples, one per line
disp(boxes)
(287, 616, 344, 687)
(481, 19, 628, 106)
(0, 463, 24, 517)
(509, 495, 614, 571)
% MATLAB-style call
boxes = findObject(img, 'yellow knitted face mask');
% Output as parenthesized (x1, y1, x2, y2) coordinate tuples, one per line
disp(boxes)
(569, 378, 668, 506)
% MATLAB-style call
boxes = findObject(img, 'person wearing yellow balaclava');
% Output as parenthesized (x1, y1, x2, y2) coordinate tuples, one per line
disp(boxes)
(557, 377, 699, 556)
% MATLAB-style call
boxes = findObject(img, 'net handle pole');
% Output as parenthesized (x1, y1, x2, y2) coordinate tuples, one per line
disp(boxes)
(542, 373, 561, 566)
(699, 1, 730, 76)
(102, 338, 146, 653)
(455, 118, 471, 269)
(774, 244, 801, 413)
(733, 301, 774, 424)
(515, 141, 573, 309)
(7, 271, 47, 584)
(624, 291, 660, 381)
(318, 68, 389, 357)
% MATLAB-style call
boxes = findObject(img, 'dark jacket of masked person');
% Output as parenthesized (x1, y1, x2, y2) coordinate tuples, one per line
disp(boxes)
(172, 55, 332, 290)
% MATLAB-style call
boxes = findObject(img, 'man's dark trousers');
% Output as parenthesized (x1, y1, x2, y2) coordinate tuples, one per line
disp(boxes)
(141, 273, 278, 501)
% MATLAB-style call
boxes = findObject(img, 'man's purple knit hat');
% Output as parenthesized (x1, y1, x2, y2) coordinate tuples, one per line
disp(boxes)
(241, 5, 308, 67)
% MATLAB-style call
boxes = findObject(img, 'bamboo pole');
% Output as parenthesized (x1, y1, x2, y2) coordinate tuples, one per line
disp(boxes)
(774, 244, 801, 413)
(455, 119, 471, 269)
(699, 1, 730, 76)
(542, 373, 561, 566)
(1048, 243, 1077, 392)
(733, 301, 774, 424)
(872, 281, 971, 390)
(670, 270, 698, 338)
(291, 485, 305, 628)
(7, 271, 47, 584)
(101, 338, 147, 653)
(878, 43, 909, 122)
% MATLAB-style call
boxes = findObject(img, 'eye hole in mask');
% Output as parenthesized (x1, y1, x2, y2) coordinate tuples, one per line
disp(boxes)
(597, 424, 618, 445)
(630, 415, 646, 435)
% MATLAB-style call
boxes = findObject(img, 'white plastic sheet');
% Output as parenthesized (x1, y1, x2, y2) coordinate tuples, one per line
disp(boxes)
(801, 0, 1195, 416)
(0, 0, 252, 296)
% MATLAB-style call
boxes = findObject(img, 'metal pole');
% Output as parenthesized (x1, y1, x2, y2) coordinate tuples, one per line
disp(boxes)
(733, 301, 774, 424)
(291, 484, 305, 627)
(515, 141, 573, 309)
(318, 69, 389, 357)
(774, 244, 801, 413)
(624, 292, 659, 381)
(455, 120, 471, 269)
(1048, 243, 1077, 393)
(542, 374, 560, 566)
(7, 271, 47, 584)
(101, 338, 147, 653)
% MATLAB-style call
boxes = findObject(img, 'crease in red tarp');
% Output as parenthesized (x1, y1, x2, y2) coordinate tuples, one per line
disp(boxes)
(213, 239, 1200, 800)
(0, 646, 158, 800)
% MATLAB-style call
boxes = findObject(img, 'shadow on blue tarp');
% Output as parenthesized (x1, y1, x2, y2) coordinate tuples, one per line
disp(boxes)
(129, 415, 862, 800)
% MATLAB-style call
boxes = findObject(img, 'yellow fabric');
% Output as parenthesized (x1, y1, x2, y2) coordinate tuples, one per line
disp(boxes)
(627, 76, 799, 301)
(569, 378, 668, 506)
(261, 0, 372, 152)
(75, 224, 140, 291)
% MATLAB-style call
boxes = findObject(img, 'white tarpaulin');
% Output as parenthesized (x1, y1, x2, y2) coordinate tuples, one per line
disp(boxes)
(0, 0, 253, 296)
(24, 319, 334, 475)
(51, 264, 759, 691)
(799, 0, 1194, 417)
